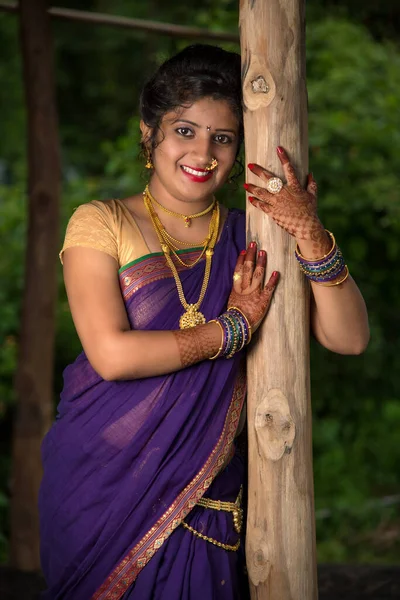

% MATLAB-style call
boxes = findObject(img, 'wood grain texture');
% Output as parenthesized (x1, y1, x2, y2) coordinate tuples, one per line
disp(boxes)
(10, 0, 61, 571)
(239, 1, 317, 598)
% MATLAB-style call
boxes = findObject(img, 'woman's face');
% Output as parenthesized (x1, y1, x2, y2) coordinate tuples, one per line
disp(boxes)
(141, 97, 240, 206)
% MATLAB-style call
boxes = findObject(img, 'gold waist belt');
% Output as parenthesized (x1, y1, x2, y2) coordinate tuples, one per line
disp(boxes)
(181, 486, 243, 552)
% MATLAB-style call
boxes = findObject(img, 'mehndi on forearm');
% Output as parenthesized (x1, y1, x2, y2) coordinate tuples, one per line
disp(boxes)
(173, 324, 221, 368)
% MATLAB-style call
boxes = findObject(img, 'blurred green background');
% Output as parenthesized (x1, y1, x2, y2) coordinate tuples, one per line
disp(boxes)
(0, 0, 399, 566)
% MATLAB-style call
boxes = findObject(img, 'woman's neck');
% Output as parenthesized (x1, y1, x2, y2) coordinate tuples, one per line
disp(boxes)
(147, 178, 215, 218)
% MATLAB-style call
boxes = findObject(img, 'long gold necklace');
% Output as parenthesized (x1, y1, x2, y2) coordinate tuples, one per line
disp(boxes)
(144, 184, 216, 228)
(143, 189, 220, 328)
(144, 191, 218, 269)
(158, 226, 208, 249)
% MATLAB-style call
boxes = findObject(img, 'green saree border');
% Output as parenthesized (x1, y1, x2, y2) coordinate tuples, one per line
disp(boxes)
(118, 246, 204, 275)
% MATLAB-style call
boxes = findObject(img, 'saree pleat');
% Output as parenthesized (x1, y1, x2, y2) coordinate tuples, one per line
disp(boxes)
(122, 452, 248, 600)
(39, 209, 247, 600)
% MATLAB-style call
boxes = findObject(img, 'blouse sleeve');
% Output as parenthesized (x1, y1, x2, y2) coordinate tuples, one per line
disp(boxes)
(60, 201, 118, 264)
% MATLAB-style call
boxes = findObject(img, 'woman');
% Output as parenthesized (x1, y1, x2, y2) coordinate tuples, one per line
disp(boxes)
(39, 45, 369, 599)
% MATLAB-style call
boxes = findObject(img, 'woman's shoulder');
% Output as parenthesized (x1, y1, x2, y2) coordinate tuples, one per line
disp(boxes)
(70, 198, 121, 219)
(67, 196, 145, 229)
(62, 200, 121, 236)
(60, 200, 120, 264)
(61, 196, 149, 267)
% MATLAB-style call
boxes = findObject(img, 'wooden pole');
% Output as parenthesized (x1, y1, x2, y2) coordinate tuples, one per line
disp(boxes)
(0, 2, 240, 43)
(10, 0, 61, 570)
(239, 1, 317, 598)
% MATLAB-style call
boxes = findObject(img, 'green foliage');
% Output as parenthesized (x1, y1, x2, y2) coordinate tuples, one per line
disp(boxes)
(0, 185, 26, 411)
(307, 18, 400, 562)
(0, 6, 399, 565)
(0, 16, 26, 176)
(0, 184, 25, 561)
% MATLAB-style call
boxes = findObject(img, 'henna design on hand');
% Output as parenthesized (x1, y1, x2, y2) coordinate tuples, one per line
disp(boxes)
(173, 324, 220, 368)
(229, 245, 279, 335)
(241, 261, 254, 291)
(246, 148, 332, 256)
(228, 285, 276, 332)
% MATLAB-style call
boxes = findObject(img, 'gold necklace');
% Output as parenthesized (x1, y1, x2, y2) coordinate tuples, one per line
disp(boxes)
(143, 190, 220, 328)
(144, 191, 218, 269)
(145, 184, 215, 227)
(146, 203, 208, 249)
(159, 227, 208, 249)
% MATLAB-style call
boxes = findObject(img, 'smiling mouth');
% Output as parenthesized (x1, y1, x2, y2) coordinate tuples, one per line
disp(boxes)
(181, 165, 213, 178)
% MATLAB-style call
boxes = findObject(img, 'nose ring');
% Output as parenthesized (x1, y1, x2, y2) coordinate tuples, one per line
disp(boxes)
(205, 158, 219, 171)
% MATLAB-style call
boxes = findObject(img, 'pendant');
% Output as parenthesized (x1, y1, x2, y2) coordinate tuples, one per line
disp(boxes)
(184, 216, 191, 228)
(179, 304, 206, 329)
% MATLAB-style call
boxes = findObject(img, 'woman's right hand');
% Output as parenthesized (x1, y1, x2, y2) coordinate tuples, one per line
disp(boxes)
(227, 242, 280, 334)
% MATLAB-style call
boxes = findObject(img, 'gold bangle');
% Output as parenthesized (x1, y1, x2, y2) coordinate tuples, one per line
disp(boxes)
(208, 319, 224, 360)
(227, 306, 252, 344)
(313, 265, 350, 287)
(295, 230, 335, 261)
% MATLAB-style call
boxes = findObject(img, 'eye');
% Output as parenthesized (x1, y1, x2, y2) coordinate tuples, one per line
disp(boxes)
(214, 134, 233, 145)
(176, 127, 194, 138)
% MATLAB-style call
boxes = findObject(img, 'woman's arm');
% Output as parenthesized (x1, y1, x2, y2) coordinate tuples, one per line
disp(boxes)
(298, 238, 369, 355)
(63, 246, 222, 380)
(244, 147, 370, 356)
(63, 244, 278, 380)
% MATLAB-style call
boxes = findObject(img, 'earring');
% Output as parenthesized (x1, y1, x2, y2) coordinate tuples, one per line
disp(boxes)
(145, 149, 154, 169)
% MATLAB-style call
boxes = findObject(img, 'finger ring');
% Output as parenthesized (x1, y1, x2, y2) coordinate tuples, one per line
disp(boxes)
(266, 177, 283, 194)
(233, 272, 242, 282)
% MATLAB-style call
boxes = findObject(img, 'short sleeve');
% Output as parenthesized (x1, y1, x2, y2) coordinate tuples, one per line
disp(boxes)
(60, 201, 118, 264)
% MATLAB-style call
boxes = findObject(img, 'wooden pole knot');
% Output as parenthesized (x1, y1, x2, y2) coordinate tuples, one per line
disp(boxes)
(246, 539, 272, 586)
(254, 388, 295, 461)
(251, 75, 269, 94)
(255, 548, 268, 566)
(242, 53, 276, 110)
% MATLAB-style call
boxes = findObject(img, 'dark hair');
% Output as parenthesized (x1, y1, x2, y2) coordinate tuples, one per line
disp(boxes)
(139, 44, 243, 154)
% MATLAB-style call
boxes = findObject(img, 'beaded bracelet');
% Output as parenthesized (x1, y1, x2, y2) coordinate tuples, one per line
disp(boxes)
(295, 230, 348, 286)
(209, 308, 252, 360)
(227, 307, 252, 346)
(224, 316, 240, 358)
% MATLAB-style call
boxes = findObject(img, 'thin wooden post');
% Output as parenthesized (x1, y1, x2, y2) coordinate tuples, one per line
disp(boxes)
(0, 2, 240, 43)
(10, 0, 60, 570)
(240, 1, 317, 598)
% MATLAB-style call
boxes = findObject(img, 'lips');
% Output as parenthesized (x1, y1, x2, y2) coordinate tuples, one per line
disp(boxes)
(181, 165, 213, 183)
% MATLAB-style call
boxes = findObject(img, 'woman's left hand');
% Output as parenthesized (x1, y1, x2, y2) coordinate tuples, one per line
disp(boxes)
(244, 147, 329, 253)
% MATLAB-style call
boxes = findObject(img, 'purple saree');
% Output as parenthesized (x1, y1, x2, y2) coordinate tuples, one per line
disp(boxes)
(39, 209, 248, 600)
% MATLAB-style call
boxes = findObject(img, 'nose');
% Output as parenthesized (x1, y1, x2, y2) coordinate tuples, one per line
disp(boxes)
(190, 135, 213, 167)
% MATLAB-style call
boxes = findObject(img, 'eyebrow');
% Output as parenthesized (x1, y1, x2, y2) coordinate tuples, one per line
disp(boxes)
(171, 118, 237, 135)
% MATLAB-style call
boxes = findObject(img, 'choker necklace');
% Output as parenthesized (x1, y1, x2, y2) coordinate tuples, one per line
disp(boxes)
(143, 188, 220, 328)
(144, 185, 215, 228)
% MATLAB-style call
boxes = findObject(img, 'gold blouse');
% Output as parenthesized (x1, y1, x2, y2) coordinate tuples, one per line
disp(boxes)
(60, 199, 149, 268)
